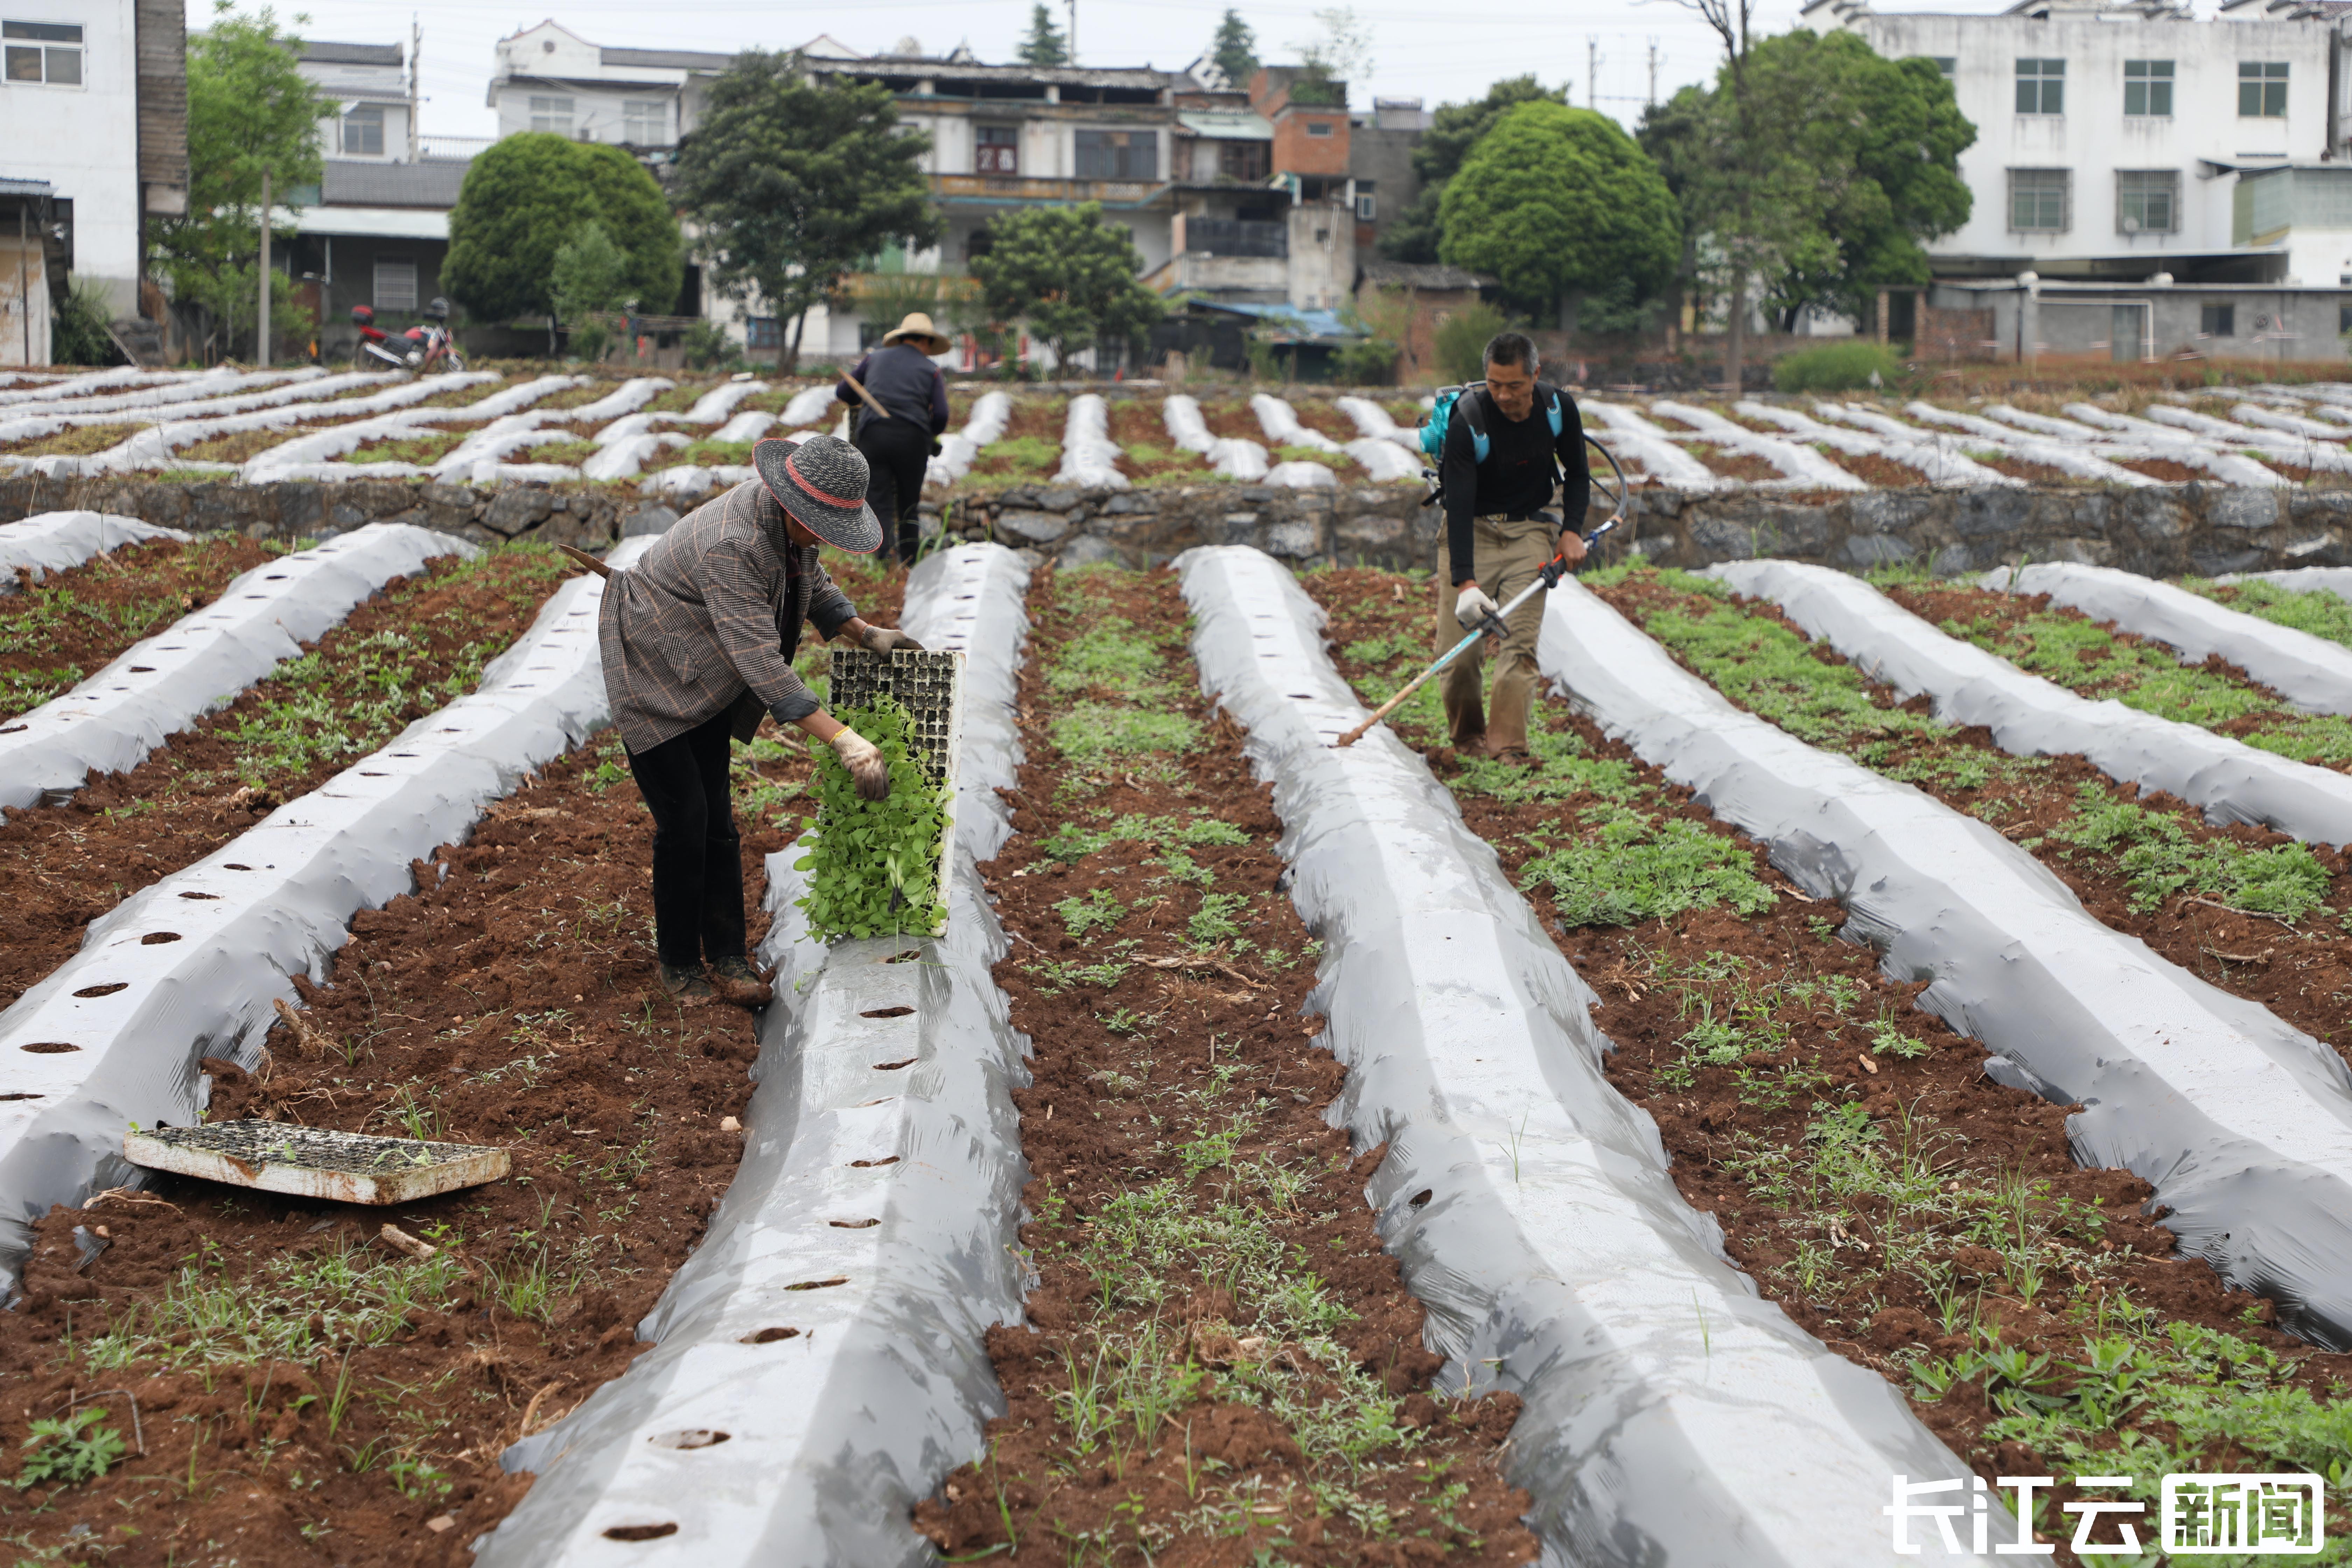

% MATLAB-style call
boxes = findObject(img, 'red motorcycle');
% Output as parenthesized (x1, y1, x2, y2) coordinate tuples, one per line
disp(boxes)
(351, 297, 465, 372)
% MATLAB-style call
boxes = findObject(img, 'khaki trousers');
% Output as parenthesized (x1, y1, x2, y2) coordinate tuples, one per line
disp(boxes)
(1435, 514, 1557, 754)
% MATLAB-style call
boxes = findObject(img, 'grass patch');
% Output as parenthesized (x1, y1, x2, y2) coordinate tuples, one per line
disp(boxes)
(2191, 577, 2352, 651)
(0, 423, 140, 457)
(1273, 444, 1347, 470)
(2046, 781, 2335, 922)
(1043, 570, 1202, 767)
(1521, 813, 1780, 927)
(1040, 812, 1249, 865)
(344, 428, 468, 466)
(975, 434, 1059, 477)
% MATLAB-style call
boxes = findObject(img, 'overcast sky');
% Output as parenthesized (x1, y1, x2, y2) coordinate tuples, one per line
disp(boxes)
(198, 0, 2121, 143)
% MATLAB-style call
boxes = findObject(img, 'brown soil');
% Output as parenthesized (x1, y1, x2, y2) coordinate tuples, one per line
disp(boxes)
(177, 419, 366, 466)
(1826, 448, 1930, 487)
(966, 397, 1066, 483)
(1104, 398, 1209, 483)
(913, 565, 1538, 1567)
(0, 556, 909, 1565)
(1196, 400, 1267, 448)
(1302, 566, 2352, 1562)
(1606, 571, 2352, 1063)
(416, 380, 526, 411)
(2, 534, 278, 711)
(1685, 443, 1785, 483)
(0, 550, 565, 1013)
(1285, 400, 1359, 447)
(1974, 454, 2081, 485)
(2115, 456, 2203, 483)
(0, 424, 144, 458)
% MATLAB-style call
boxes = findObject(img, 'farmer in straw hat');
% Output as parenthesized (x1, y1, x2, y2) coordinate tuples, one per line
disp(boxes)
(838, 312, 952, 565)
(598, 433, 924, 1008)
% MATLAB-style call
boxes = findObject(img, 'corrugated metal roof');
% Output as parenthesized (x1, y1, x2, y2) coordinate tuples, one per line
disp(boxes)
(1192, 301, 1361, 340)
(1361, 260, 1495, 291)
(808, 57, 1187, 88)
(0, 177, 55, 197)
(1177, 111, 1273, 139)
(298, 40, 402, 66)
(321, 159, 465, 210)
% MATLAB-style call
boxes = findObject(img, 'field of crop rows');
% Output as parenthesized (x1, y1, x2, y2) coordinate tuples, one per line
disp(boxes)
(18, 365, 2352, 498)
(6, 497, 2352, 1562)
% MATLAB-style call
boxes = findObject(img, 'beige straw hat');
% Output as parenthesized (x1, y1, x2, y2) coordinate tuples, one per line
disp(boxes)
(880, 312, 951, 355)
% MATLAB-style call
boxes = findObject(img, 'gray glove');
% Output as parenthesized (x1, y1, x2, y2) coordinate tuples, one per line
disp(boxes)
(859, 626, 926, 654)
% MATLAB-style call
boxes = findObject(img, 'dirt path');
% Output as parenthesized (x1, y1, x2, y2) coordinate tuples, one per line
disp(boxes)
(0, 555, 908, 1565)
(1303, 565, 2352, 1560)
(913, 564, 1537, 1567)
(1598, 567, 2352, 1067)
(2, 533, 278, 718)
(0, 548, 566, 1013)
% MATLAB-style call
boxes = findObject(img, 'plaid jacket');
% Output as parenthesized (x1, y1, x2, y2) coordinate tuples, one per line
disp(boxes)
(598, 478, 859, 754)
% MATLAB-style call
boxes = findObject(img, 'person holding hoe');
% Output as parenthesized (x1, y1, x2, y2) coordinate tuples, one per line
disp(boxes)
(598, 433, 924, 1008)
(838, 312, 953, 566)
(1434, 332, 1592, 763)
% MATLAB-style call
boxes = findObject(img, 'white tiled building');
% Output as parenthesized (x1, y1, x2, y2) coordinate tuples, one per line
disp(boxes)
(1804, 0, 2349, 283)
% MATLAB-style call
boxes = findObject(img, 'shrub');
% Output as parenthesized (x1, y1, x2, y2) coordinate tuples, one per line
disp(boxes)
(50, 279, 120, 366)
(683, 320, 736, 370)
(1433, 303, 1520, 385)
(566, 323, 610, 363)
(1772, 341, 1906, 394)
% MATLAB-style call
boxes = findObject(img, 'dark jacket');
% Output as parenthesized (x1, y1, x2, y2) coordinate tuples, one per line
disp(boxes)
(598, 478, 858, 753)
(1438, 381, 1592, 585)
(839, 344, 950, 439)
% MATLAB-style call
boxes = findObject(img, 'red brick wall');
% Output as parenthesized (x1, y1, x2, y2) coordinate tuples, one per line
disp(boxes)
(1273, 110, 1349, 176)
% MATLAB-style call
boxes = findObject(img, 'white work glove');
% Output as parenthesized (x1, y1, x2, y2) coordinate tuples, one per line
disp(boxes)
(858, 625, 926, 654)
(1455, 584, 1502, 633)
(831, 727, 890, 800)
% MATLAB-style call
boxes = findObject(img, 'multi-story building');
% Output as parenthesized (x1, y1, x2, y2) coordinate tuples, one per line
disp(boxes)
(298, 39, 414, 165)
(0, 0, 186, 360)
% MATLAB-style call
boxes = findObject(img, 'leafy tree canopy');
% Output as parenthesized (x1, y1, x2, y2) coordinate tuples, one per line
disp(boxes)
(549, 222, 634, 324)
(154, 4, 331, 348)
(1018, 3, 1069, 66)
(968, 203, 1164, 371)
(442, 135, 682, 324)
(1638, 29, 1973, 328)
(1210, 9, 1258, 88)
(1437, 102, 1681, 318)
(1380, 75, 1563, 263)
(671, 50, 938, 369)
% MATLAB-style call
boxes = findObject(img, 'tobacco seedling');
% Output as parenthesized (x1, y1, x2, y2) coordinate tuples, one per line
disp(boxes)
(797, 697, 951, 941)
(13, 1408, 125, 1490)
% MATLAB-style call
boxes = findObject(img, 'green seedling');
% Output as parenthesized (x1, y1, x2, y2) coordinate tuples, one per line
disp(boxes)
(796, 696, 951, 941)
(12, 1408, 125, 1491)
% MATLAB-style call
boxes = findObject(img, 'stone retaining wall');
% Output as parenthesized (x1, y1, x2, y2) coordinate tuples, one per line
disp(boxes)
(8, 473, 2352, 579)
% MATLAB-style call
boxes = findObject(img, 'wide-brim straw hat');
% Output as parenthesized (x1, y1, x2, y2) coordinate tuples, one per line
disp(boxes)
(752, 433, 882, 554)
(881, 311, 951, 355)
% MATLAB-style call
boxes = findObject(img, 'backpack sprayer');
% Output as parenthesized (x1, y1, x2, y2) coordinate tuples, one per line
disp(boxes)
(1332, 385, 1629, 750)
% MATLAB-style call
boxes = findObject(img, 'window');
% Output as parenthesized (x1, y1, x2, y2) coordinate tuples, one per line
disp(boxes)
(1306, 120, 1333, 136)
(341, 104, 384, 156)
(2124, 60, 2172, 117)
(2240, 61, 2288, 117)
(1218, 139, 1268, 182)
(2340, 303, 2352, 335)
(2, 19, 80, 85)
(373, 257, 417, 313)
(2203, 302, 2236, 337)
(2116, 169, 2178, 233)
(622, 99, 666, 143)
(975, 124, 1017, 174)
(2016, 57, 2065, 114)
(1356, 192, 1377, 221)
(528, 94, 573, 136)
(1074, 128, 1156, 180)
(1931, 56, 1956, 77)
(2009, 168, 2070, 231)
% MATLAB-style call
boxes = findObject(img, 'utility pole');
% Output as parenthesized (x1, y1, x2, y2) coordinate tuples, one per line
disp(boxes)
(1588, 38, 1601, 109)
(18, 204, 29, 367)
(408, 15, 421, 161)
(257, 169, 271, 368)
(1066, 0, 1077, 64)
(1647, 38, 1660, 108)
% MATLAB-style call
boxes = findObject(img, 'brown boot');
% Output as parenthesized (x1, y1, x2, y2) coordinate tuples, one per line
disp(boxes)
(709, 957, 775, 1009)
(660, 963, 716, 1007)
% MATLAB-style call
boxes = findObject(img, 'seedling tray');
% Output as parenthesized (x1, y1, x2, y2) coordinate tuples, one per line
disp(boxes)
(827, 647, 965, 936)
(123, 1121, 511, 1205)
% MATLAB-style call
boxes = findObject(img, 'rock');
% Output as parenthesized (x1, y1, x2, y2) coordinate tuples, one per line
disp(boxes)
(623, 502, 681, 538)
(995, 508, 1069, 543)
(1265, 520, 1321, 559)
(1842, 532, 1917, 568)
(1032, 486, 1082, 511)
(482, 486, 556, 537)
(1057, 534, 1125, 569)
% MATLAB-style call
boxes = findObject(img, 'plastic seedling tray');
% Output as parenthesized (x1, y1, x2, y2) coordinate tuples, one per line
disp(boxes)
(123, 1121, 511, 1205)
(826, 647, 965, 937)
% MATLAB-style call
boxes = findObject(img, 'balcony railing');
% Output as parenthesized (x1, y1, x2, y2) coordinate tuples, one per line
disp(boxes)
(1182, 219, 1287, 258)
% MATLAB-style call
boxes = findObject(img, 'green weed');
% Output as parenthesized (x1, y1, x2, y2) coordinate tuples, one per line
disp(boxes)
(2047, 782, 2334, 922)
(1521, 814, 1778, 927)
(1056, 887, 1127, 939)
(11, 1408, 124, 1491)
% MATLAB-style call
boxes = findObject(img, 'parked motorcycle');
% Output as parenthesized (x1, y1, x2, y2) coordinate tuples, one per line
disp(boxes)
(351, 297, 465, 373)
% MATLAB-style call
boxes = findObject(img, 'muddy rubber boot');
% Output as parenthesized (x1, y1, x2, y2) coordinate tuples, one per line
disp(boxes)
(709, 956, 774, 1009)
(660, 962, 717, 1007)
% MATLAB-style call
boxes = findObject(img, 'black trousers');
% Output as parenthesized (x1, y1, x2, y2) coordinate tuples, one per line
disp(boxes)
(626, 710, 746, 970)
(855, 418, 932, 566)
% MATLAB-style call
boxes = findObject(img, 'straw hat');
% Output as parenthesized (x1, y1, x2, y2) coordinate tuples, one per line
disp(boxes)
(752, 433, 882, 554)
(881, 312, 951, 355)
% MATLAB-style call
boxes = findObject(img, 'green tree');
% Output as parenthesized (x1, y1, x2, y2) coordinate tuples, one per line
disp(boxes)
(1640, 30, 1971, 334)
(442, 135, 682, 344)
(1018, 3, 1069, 66)
(153, 4, 331, 359)
(1380, 75, 1563, 264)
(1288, 8, 1367, 107)
(1210, 9, 1258, 88)
(968, 203, 1164, 372)
(673, 50, 937, 370)
(549, 221, 634, 360)
(1437, 102, 1681, 326)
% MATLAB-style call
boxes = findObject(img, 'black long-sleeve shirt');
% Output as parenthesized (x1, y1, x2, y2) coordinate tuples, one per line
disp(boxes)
(838, 344, 951, 439)
(1439, 383, 1591, 585)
